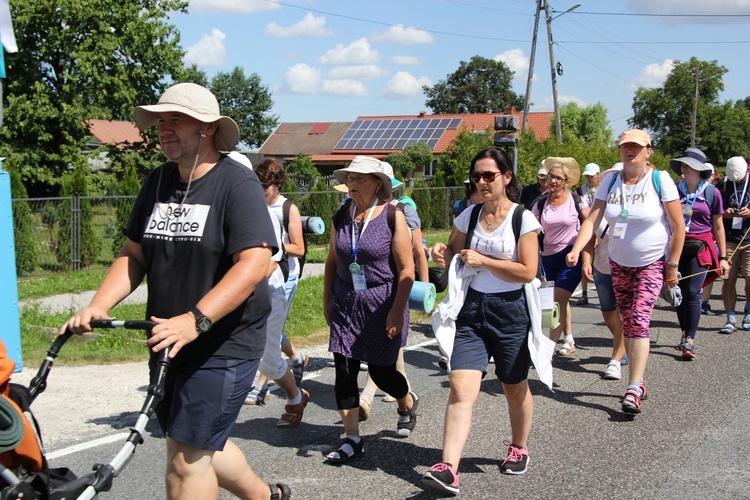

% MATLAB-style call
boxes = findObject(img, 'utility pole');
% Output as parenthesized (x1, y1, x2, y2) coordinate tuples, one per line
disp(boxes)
(521, 0, 542, 135)
(691, 63, 701, 148)
(544, 0, 562, 144)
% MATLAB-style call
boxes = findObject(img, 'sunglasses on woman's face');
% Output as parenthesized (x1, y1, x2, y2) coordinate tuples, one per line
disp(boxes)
(469, 171, 502, 183)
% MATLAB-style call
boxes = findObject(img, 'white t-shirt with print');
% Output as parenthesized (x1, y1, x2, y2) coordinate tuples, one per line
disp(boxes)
(453, 204, 542, 293)
(595, 169, 679, 268)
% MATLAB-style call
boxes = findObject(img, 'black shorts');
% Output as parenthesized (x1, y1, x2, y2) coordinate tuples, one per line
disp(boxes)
(451, 287, 531, 384)
(155, 355, 259, 451)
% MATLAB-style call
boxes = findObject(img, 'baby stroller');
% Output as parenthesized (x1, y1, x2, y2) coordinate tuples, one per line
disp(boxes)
(0, 320, 168, 500)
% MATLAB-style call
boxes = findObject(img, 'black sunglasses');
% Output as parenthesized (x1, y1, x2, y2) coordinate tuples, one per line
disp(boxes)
(469, 171, 502, 183)
(261, 183, 272, 190)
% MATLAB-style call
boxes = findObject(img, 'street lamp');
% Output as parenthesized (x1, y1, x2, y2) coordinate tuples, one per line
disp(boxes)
(546, 2, 580, 143)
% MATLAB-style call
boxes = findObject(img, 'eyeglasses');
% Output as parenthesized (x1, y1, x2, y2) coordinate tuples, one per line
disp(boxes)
(261, 184, 272, 190)
(547, 173, 568, 183)
(469, 171, 502, 183)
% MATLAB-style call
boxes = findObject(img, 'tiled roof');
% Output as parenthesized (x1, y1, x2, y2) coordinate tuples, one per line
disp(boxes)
(87, 119, 143, 148)
(259, 122, 353, 156)
(261, 110, 552, 160)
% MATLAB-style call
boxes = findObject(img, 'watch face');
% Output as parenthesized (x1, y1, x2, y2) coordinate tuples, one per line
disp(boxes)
(197, 317, 212, 332)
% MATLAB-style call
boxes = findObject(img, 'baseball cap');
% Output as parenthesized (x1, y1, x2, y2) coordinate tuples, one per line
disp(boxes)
(582, 163, 600, 177)
(619, 129, 652, 147)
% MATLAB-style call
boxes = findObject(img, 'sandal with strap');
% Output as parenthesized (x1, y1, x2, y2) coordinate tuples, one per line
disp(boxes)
(720, 321, 737, 334)
(622, 383, 647, 414)
(742, 314, 750, 330)
(396, 391, 419, 438)
(557, 341, 576, 356)
(277, 389, 310, 428)
(269, 483, 291, 500)
(324, 437, 365, 465)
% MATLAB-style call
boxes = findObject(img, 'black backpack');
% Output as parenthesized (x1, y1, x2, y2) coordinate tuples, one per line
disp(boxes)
(280, 199, 308, 279)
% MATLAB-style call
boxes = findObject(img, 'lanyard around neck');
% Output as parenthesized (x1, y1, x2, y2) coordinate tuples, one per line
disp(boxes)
(618, 167, 648, 218)
(734, 176, 750, 208)
(350, 197, 379, 263)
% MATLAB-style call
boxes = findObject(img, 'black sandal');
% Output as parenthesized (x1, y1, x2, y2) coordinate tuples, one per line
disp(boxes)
(269, 482, 291, 500)
(396, 391, 419, 438)
(324, 437, 365, 465)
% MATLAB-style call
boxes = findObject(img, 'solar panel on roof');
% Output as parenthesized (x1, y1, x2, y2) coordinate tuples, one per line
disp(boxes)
(334, 116, 462, 150)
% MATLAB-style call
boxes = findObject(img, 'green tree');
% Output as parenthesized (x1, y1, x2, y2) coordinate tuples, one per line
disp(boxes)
(384, 152, 412, 181)
(1, 0, 188, 195)
(558, 102, 613, 145)
(630, 58, 734, 158)
(288, 154, 319, 184)
(56, 163, 102, 269)
(424, 56, 524, 114)
(210, 66, 279, 150)
(436, 128, 493, 187)
(111, 158, 141, 256)
(402, 142, 433, 177)
(9, 168, 37, 275)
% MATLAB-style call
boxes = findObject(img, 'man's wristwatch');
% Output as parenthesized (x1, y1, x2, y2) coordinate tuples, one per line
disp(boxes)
(720, 256, 728, 261)
(191, 307, 212, 333)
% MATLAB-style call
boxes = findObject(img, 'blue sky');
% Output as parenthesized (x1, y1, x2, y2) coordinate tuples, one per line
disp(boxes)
(172, 0, 750, 147)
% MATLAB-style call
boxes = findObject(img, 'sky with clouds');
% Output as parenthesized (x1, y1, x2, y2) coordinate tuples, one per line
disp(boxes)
(174, 0, 750, 145)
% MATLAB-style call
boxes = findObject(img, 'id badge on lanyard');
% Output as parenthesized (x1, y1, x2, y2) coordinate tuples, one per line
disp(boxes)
(350, 199, 378, 293)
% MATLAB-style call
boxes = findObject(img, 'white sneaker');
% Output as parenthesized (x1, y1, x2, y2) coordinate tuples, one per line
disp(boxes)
(603, 361, 622, 380)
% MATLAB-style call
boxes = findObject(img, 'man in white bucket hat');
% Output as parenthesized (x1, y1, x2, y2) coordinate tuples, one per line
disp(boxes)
(61, 83, 291, 499)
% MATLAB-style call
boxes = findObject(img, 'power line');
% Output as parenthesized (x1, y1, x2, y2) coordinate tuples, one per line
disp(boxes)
(569, 11, 750, 18)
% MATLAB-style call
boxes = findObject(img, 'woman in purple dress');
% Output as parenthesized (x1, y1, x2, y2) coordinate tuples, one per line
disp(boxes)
(323, 156, 417, 464)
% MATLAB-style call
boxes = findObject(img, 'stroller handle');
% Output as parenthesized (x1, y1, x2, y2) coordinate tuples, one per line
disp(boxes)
(31, 320, 160, 402)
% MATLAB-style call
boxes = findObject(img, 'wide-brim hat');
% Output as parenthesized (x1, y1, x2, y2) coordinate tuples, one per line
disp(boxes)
(543, 157, 581, 185)
(333, 184, 349, 193)
(670, 148, 711, 179)
(334, 156, 392, 199)
(134, 83, 240, 151)
(391, 177, 404, 189)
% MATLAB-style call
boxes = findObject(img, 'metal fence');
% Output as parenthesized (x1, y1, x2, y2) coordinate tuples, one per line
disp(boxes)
(12, 186, 466, 278)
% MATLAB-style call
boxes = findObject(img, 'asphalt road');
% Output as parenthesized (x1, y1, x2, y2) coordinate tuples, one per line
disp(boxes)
(19, 282, 750, 499)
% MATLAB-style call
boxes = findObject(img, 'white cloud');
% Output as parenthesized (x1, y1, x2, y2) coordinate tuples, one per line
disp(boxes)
(632, 59, 675, 89)
(382, 71, 432, 98)
(265, 13, 334, 38)
(326, 65, 390, 80)
(189, 0, 280, 13)
(284, 63, 321, 94)
(318, 38, 379, 65)
(534, 94, 588, 112)
(322, 79, 369, 97)
(370, 24, 435, 45)
(391, 55, 420, 66)
(183, 29, 226, 67)
(495, 48, 534, 83)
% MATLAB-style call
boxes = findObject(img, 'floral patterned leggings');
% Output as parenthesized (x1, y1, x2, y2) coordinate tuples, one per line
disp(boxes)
(610, 259, 665, 339)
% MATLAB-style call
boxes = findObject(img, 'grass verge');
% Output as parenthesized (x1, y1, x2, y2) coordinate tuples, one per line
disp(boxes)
(18, 229, 452, 366)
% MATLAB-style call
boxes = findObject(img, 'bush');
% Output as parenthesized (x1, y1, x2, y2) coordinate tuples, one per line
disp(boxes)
(9, 168, 37, 275)
(298, 180, 341, 245)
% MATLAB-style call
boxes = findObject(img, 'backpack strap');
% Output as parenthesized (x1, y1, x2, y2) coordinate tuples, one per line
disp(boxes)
(386, 201, 399, 235)
(651, 168, 662, 198)
(535, 195, 548, 216)
(511, 203, 525, 243)
(571, 192, 585, 224)
(282, 199, 292, 237)
(332, 198, 354, 231)
(464, 203, 484, 250)
(705, 183, 715, 208)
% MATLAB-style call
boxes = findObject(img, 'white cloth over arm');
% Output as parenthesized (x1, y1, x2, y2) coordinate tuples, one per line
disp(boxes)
(524, 278, 555, 391)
